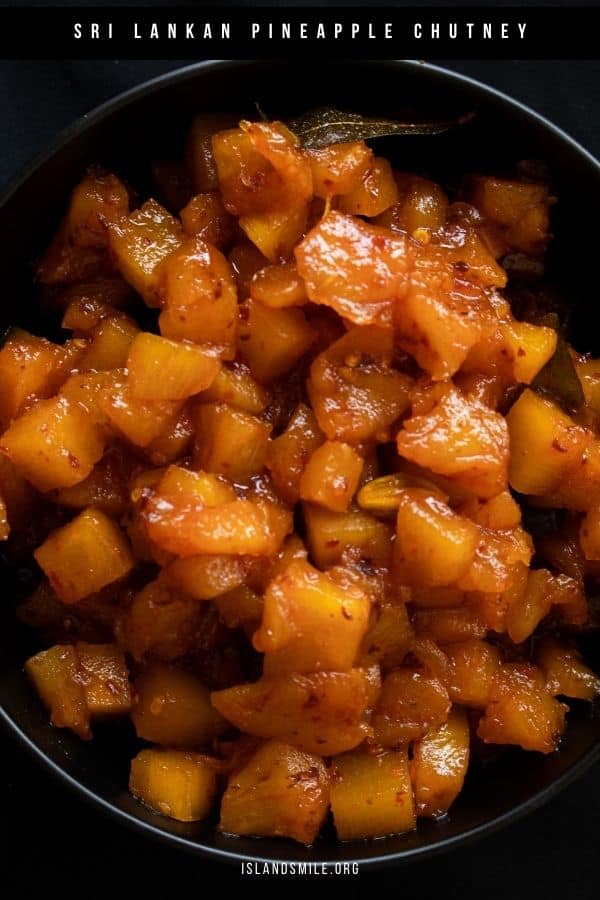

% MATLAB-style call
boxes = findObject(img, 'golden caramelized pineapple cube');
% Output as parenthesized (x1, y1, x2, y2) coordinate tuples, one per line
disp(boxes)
(142, 465, 291, 557)
(371, 668, 451, 746)
(465, 176, 550, 254)
(143, 406, 194, 466)
(34, 508, 134, 604)
(220, 740, 329, 845)
(477, 663, 567, 753)
(26, 641, 131, 737)
(394, 489, 479, 588)
(253, 558, 371, 676)
(304, 503, 394, 569)
(359, 603, 413, 669)
(0, 396, 105, 492)
(165, 553, 245, 601)
(211, 669, 371, 755)
(108, 199, 184, 306)
(307, 325, 412, 442)
(305, 140, 373, 198)
(127, 332, 220, 401)
(410, 707, 470, 818)
(132, 664, 228, 747)
(0, 329, 85, 427)
(61, 293, 127, 331)
(158, 236, 238, 356)
(54, 448, 132, 518)
(58, 370, 116, 431)
(75, 642, 131, 717)
(506, 389, 589, 495)
(193, 402, 271, 481)
(154, 463, 236, 505)
(118, 578, 210, 661)
(458, 490, 521, 530)
(180, 191, 237, 246)
(266, 402, 323, 505)
(536, 636, 600, 700)
(37, 169, 130, 285)
(338, 157, 399, 218)
(506, 569, 582, 643)
(395, 270, 494, 381)
(500, 319, 557, 384)
(295, 211, 409, 326)
(149, 496, 291, 558)
(237, 300, 316, 383)
(397, 386, 509, 499)
(25, 644, 91, 739)
(77, 315, 139, 371)
(445, 640, 502, 708)
(412, 606, 487, 644)
(212, 127, 279, 214)
(129, 748, 218, 822)
(330, 747, 415, 841)
(456, 526, 533, 595)
(97, 372, 183, 447)
(375, 174, 448, 234)
(538, 436, 600, 512)
(249, 260, 309, 309)
(198, 361, 270, 414)
(299, 440, 364, 513)
(212, 121, 312, 216)
(239, 204, 309, 264)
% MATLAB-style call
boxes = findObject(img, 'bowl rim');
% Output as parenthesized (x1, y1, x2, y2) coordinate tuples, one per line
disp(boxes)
(2, 57, 600, 869)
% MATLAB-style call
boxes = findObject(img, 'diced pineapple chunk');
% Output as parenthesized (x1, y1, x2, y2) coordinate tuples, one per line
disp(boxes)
(330, 748, 415, 840)
(25, 644, 91, 739)
(1, 396, 105, 492)
(127, 332, 220, 401)
(158, 236, 238, 356)
(75, 642, 131, 716)
(410, 707, 470, 818)
(129, 748, 218, 822)
(132, 664, 228, 747)
(299, 441, 363, 512)
(394, 489, 479, 587)
(212, 669, 371, 755)
(253, 559, 371, 676)
(238, 300, 316, 383)
(108, 199, 184, 306)
(193, 402, 271, 481)
(220, 740, 329, 844)
(506, 389, 588, 495)
(34, 508, 134, 604)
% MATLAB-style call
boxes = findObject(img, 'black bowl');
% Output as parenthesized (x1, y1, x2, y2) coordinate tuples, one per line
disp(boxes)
(1, 59, 600, 869)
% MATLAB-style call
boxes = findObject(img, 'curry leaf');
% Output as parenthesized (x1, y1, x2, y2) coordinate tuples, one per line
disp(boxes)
(532, 313, 585, 415)
(288, 107, 474, 149)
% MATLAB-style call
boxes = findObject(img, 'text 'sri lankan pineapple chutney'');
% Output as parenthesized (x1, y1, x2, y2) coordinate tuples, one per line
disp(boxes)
(2, 112, 600, 845)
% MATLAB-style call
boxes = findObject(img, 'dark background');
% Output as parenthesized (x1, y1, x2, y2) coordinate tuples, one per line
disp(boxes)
(2, 55, 600, 896)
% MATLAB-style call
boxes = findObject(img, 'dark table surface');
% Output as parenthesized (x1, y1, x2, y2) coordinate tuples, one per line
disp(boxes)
(2, 58, 600, 896)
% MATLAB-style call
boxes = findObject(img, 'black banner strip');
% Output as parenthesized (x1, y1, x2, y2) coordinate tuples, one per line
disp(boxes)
(0, 7, 594, 60)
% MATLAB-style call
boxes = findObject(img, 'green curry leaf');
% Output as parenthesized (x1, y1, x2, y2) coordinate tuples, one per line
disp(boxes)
(288, 107, 474, 149)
